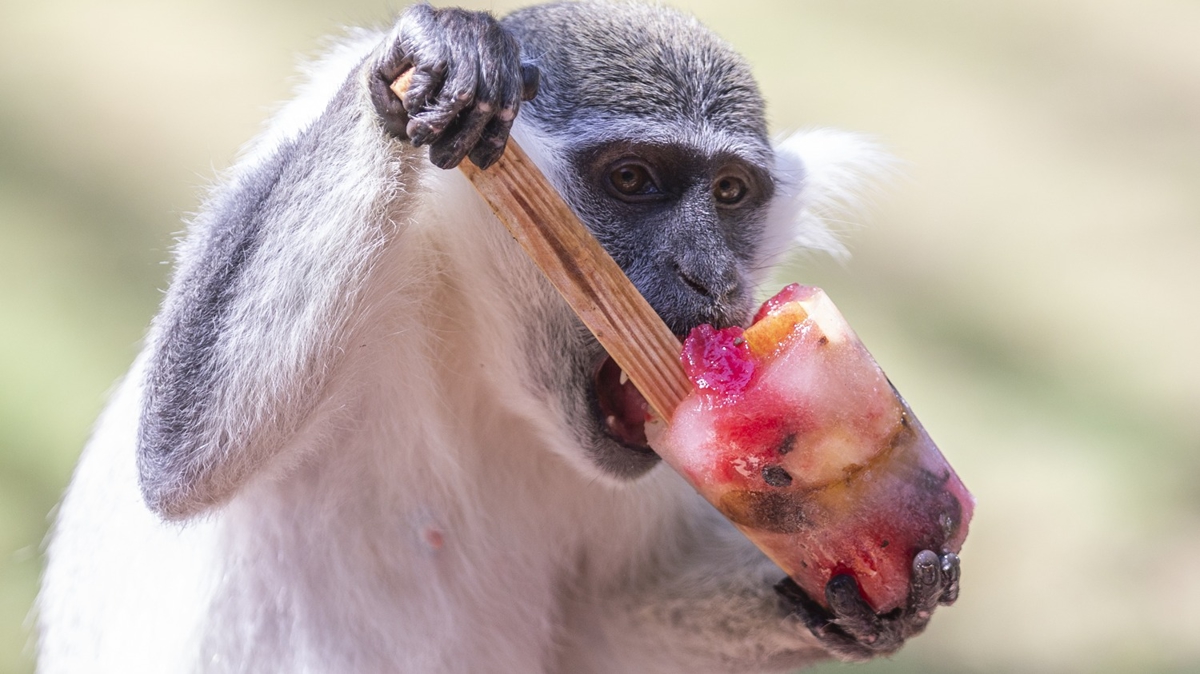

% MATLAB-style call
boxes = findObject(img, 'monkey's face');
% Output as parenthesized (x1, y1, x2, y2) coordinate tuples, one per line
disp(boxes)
(518, 126, 778, 483)
(495, 1, 779, 483)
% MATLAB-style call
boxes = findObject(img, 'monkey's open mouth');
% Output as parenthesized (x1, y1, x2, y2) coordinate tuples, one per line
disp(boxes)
(594, 356, 656, 454)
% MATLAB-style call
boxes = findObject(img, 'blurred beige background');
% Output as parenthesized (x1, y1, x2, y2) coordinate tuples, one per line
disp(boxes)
(2, 0, 1198, 672)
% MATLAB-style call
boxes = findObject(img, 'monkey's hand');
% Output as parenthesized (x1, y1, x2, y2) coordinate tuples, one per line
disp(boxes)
(368, 5, 539, 170)
(776, 550, 961, 661)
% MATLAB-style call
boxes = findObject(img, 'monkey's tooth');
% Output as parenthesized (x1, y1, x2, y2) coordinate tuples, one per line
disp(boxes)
(606, 415, 618, 430)
(619, 370, 629, 386)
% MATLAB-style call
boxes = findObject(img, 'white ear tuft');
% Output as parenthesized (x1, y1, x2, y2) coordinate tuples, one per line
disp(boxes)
(760, 128, 897, 269)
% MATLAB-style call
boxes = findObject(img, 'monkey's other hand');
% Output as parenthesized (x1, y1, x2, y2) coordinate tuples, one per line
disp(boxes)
(369, 5, 539, 170)
(776, 550, 961, 661)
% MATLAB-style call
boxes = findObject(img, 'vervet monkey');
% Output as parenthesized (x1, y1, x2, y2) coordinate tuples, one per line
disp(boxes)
(38, 2, 959, 672)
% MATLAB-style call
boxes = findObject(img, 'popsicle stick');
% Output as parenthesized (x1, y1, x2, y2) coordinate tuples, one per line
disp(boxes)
(391, 73, 689, 420)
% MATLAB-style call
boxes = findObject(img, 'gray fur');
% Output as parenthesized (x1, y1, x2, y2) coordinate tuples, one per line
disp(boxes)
(504, 1, 768, 143)
(137, 72, 386, 518)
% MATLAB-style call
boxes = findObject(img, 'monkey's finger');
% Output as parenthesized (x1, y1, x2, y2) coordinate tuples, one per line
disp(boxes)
(407, 92, 469, 147)
(825, 575, 883, 646)
(457, 31, 520, 169)
(370, 71, 410, 138)
(400, 58, 449, 125)
(938, 552, 961, 606)
(390, 4, 445, 117)
(776, 578, 875, 662)
(774, 577, 830, 634)
(407, 60, 475, 147)
(901, 550, 946, 636)
(469, 65, 522, 169)
(467, 114, 512, 169)
(428, 100, 495, 169)
(447, 33, 518, 162)
(372, 34, 441, 139)
(372, 57, 408, 114)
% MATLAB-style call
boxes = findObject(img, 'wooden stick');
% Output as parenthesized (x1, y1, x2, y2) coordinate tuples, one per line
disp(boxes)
(391, 75, 689, 420)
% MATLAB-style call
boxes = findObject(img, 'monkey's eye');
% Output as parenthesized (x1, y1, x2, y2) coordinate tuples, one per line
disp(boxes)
(713, 176, 748, 206)
(608, 162, 659, 198)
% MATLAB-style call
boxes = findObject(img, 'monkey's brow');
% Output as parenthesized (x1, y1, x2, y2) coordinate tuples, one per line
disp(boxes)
(566, 125, 773, 170)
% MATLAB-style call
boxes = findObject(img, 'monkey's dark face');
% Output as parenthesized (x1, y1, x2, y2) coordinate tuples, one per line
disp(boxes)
(501, 1, 777, 481)
(570, 139, 775, 333)
(526, 129, 776, 482)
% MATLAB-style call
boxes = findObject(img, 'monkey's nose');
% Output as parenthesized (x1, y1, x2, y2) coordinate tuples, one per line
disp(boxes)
(674, 259, 739, 301)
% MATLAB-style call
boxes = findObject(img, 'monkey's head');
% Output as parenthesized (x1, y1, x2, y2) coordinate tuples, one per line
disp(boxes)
(450, 2, 875, 485)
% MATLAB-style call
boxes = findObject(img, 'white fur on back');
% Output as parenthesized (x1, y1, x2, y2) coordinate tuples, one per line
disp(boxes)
(39, 357, 219, 672)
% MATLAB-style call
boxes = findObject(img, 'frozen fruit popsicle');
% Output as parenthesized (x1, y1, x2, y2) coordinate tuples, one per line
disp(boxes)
(647, 284, 974, 614)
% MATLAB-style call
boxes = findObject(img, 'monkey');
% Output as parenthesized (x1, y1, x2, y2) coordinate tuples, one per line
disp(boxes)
(36, 2, 960, 672)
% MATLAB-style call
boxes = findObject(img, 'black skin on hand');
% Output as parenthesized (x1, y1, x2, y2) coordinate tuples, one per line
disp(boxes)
(369, 5, 540, 170)
(776, 550, 961, 661)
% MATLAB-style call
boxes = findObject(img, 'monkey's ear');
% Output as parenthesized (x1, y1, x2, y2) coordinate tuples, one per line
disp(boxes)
(761, 129, 897, 268)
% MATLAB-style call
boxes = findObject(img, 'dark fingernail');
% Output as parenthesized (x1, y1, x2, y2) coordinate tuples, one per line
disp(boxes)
(521, 63, 540, 101)
(825, 574, 860, 607)
(941, 552, 960, 578)
(913, 550, 939, 585)
(411, 120, 448, 147)
(407, 120, 427, 146)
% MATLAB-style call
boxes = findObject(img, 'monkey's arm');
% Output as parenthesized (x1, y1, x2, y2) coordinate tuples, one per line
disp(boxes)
(138, 7, 528, 520)
(137, 36, 410, 519)
(573, 500, 958, 672)
(571, 506, 829, 673)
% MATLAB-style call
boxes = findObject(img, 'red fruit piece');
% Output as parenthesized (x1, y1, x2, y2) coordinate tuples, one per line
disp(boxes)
(753, 282, 819, 323)
(680, 324, 755, 399)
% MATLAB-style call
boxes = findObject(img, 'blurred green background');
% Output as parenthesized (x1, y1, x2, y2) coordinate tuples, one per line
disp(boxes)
(2, 0, 1198, 672)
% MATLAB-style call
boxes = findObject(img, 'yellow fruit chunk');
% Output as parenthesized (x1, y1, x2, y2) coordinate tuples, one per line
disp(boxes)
(744, 303, 808, 359)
